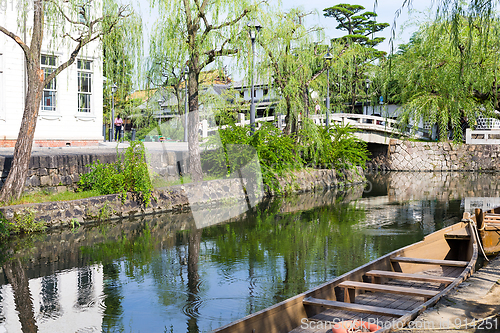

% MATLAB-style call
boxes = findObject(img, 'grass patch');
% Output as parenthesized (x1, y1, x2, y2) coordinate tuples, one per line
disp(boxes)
(0, 189, 102, 207)
(152, 175, 220, 188)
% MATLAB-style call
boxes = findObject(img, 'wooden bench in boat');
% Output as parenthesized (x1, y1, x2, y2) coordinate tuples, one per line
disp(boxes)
(444, 228, 471, 240)
(303, 297, 409, 317)
(484, 213, 500, 222)
(365, 270, 455, 285)
(390, 256, 469, 267)
(338, 281, 439, 303)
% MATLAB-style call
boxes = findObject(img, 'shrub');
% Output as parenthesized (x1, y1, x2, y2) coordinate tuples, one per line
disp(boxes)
(8, 209, 46, 234)
(299, 120, 369, 170)
(204, 122, 302, 191)
(77, 141, 153, 206)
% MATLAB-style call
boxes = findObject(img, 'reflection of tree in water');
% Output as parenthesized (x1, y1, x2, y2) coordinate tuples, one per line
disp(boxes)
(101, 262, 124, 333)
(39, 275, 62, 320)
(3, 259, 38, 333)
(81, 222, 158, 333)
(201, 197, 370, 310)
(187, 228, 201, 333)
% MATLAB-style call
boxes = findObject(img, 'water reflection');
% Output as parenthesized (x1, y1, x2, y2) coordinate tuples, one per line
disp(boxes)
(0, 172, 498, 332)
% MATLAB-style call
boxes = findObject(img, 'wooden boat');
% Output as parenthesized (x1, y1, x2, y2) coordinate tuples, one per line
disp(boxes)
(469, 208, 500, 256)
(212, 221, 478, 333)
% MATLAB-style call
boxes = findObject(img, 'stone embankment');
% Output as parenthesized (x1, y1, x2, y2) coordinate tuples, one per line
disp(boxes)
(367, 139, 500, 171)
(0, 148, 190, 193)
(0, 168, 364, 230)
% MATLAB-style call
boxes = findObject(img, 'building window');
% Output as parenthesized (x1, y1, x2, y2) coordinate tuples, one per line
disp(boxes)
(77, 59, 92, 113)
(41, 55, 57, 112)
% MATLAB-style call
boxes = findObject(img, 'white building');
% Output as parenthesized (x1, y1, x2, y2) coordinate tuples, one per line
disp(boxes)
(0, 3, 104, 147)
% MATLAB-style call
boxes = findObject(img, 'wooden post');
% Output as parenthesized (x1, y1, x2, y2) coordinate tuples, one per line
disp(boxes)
(475, 208, 484, 230)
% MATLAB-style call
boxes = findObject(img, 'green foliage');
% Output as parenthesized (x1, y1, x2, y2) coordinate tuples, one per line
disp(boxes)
(323, 3, 389, 52)
(204, 123, 302, 192)
(299, 120, 369, 170)
(0, 216, 9, 239)
(121, 141, 153, 206)
(380, 16, 500, 141)
(77, 141, 153, 206)
(205, 121, 369, 192)
(8, 209, 46, 234)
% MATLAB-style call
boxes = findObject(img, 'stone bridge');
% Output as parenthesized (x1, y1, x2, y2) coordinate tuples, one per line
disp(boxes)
(206, 113, 428, 145)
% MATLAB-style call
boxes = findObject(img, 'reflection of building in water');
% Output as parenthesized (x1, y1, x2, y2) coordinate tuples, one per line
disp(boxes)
(0, 265, 103, 333)
(463, 197, 500, 213)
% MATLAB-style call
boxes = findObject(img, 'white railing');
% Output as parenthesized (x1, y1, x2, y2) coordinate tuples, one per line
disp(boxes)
(466, 128, 500, 144)
(203, 113, 428, 140)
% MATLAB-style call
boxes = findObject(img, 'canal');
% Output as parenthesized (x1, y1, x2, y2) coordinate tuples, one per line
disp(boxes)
(0, 172, 499, 333)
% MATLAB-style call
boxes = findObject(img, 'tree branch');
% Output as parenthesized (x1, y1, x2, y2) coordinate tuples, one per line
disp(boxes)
(201, 38, 237, 69)
(0, 25, 30, 55)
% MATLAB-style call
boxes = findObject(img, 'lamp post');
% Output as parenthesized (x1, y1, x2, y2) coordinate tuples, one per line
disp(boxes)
(248, 20, 262, 133)
(183, 66, 189, 143)
(365, 79, 371, 115)
(157, 99, 163, 126)
(111, 83, 117, 141)
(324, 51, 333, 129)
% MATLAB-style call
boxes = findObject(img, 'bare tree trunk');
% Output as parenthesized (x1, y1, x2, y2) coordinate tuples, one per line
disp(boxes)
(188, 67, 203, 182)
(0, 58, 43, 202)
(3, 259, 38, 333)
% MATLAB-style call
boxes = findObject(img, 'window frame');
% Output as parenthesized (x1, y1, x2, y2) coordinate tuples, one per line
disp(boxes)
(40, 54, 58, 113)
(77, 59, 93, 113)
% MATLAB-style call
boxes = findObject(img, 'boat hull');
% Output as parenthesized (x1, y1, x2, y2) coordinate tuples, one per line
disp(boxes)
(212, 221, 478, 333)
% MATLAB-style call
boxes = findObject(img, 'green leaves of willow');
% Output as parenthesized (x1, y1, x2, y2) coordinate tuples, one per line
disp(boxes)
(380, 17, 500, 141)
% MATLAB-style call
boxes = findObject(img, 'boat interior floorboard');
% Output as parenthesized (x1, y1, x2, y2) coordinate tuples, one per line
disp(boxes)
(291, 267, 459, 333)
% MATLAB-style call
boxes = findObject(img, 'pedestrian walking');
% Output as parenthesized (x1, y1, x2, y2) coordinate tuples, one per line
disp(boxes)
(114, 114, 123, 141)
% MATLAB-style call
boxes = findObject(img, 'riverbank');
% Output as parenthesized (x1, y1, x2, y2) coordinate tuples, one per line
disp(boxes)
(0, 167, 365, 231)
(396, 253, 500, 333)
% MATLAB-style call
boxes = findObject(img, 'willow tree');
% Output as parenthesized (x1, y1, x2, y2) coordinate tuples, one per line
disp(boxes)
(255, 8, 324, 135)
(381, 17, 500, 141)
(102, 0, 143, 125)
(0, 0, 132, 202)
(150, 0, 259, 182)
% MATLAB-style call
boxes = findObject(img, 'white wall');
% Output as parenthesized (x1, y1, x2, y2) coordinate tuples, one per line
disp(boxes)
(0, 3, 104, 144)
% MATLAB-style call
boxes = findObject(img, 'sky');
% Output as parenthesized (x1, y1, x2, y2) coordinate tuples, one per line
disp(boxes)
(137, 0, 435, 79)
(279, 0, 434, 53)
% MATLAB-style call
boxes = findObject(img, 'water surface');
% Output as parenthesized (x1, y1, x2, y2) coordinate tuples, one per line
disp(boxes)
(0, 172, 499, 333)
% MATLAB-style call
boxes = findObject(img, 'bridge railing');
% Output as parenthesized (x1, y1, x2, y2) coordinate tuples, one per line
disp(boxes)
(203, 113, 428, 140)
(466, 128, 500, 144)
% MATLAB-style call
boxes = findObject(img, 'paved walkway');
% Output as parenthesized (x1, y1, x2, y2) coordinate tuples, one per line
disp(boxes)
(0, 141, 189, 157)
(396, 255, 500, 333)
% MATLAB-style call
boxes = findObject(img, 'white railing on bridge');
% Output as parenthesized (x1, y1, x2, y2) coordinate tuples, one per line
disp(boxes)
(466, 128, 500, 144)
(203, 113, 428, 140)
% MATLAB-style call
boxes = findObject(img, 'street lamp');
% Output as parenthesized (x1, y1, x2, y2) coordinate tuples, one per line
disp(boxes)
(183, 66, 189, 143)
(111, 83, 118, 141)
(324, 51, 333, 129)
(365, 79, 371, 115)
(157, 99, 163, 126)
(248, 20, 262, 133)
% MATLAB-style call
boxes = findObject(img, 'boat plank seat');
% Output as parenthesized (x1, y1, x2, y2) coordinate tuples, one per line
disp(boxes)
(365, 270, 455, 285)
(391, 256, 468, 267)
(303, 297, 409, 317)
(484, 214, 500, 222)
(444, 228, 471, 240)
(338, 281, 439, 303)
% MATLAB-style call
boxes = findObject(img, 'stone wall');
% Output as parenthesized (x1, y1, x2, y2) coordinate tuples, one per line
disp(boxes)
(367, 139, 500, 171)
(0, 168, 365, 230)
(368, 171, 500, 203)
(0, 150, 190, 193)
(0, 152, 119, 193)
